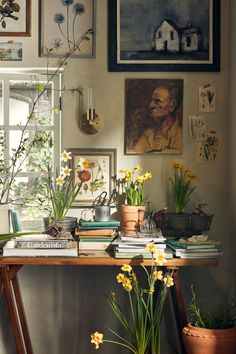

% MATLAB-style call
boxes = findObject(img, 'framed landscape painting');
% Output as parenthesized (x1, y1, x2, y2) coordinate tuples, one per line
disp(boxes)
(0, 0, 31, 36)
(108, 0, 220, 72)
(68, 148, 116, 207)
(39, 0, 96, 57)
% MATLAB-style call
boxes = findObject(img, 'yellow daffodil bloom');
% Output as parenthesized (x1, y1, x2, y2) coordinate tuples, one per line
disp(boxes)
(143, 171, 152, 180)
(153, 270, 163, 281)
(145, 243, 158, 253)
(56, 176, 65, 186)
(135, 165, 142, 171)
(121, 264, 132, 273)
(154, 249, 167, 266)
(61, 150, 72, 162)
(116, 273, 125, 283)
(164, 275, 174, 287)
(131, 273, 137, 282)
(122, 278, 132, 292)
(91, 331, 103, 349)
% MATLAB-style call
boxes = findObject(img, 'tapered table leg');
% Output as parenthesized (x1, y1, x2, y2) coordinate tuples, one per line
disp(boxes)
(1, 265, 33, 354)
(170, 269, 187, 354)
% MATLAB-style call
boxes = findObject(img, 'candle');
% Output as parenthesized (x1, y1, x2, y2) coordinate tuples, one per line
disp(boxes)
(87, 87, 94, 109)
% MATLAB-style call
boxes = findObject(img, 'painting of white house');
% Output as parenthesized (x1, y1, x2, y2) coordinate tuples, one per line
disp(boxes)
(0, 42, 22, 61)
(118, 0, 212, 64)
(199, 84, 216, 112)
(189, 115, 207, 142)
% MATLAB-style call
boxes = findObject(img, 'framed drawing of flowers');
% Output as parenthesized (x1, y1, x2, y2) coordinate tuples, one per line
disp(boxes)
(39, 0, 96, 57)
(0, 0, 31, 36)
(68, 148, 117, 207)
(108, 0, 220, 72)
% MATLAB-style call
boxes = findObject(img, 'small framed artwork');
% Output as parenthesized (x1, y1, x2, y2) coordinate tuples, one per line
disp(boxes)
(68, 148, 117, 207)
(39, 0, 96, 58)
(189, 115, 207, 142)
(197, 131, 222, 162)
(0, 0, 31, 37)
(108, 0, 220, 72)
(0, 42, 22, 61)
(125, 78, 183, 155)
(199, 84, 216, 112)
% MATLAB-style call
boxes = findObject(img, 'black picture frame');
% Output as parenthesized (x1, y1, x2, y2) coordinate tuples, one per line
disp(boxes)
(108, 0, 220, 72)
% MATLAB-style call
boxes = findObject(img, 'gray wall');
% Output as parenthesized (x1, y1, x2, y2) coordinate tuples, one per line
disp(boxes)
(0, 1, 233, 353)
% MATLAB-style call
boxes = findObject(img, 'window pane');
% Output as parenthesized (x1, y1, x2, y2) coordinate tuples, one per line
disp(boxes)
(9, 130, 54, 172)
(9, 80, 54, 126)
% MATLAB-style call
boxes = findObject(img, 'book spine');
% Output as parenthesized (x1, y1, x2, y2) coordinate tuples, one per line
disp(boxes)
(76, 229, 115, 236)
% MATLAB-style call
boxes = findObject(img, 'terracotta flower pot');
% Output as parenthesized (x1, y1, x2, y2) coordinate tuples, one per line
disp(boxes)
(182, 323, 236, 354)
(121, 205, 146, 233)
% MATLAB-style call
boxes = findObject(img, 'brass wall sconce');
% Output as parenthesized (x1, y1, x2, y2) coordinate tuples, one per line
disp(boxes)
(79, 88, 104, 135)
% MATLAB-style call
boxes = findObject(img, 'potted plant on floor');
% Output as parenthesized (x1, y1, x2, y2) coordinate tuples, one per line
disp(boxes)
(182, 285, 236, 354)
(117, 166, 152, 233)
(91, 243, 174, 354)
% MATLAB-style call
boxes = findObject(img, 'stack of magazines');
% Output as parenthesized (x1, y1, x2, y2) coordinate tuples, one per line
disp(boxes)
(112, 230, 173, 259)
(166, 235, 222, 259)
(2, 233, 78, 257)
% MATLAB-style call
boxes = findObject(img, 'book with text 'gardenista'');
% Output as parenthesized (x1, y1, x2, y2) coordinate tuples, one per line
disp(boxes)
(79, 220, 120, 228)
(167, 239, 220, 250)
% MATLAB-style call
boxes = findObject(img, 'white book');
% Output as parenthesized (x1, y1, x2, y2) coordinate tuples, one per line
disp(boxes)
(175, 251, 223, 259)
(79, 241, 111, 250)
(116, 243, 166, 250)
(3, 240, 78, 257)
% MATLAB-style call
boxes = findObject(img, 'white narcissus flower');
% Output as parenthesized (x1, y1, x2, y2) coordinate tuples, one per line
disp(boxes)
(61, 166, 71, 176)
(56, 176, 65, 186)
(61, 150, 72, 162)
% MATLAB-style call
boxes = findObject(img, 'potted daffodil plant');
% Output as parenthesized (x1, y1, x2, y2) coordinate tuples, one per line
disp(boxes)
(42, 150, 83, 235)
(167, 162, 196, 230)
(117, 166, 152, 233)
(91, 243, 174, 354)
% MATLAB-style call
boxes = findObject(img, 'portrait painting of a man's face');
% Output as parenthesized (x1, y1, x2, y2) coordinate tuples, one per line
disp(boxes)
(125, 79, 184, 154)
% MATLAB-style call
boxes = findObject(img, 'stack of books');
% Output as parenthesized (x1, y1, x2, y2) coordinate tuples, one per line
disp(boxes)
(112, 231, 173, 259)
(166, 237, 222, 259)
(2, 234, 78, 257)
(76, 219, 120, 253)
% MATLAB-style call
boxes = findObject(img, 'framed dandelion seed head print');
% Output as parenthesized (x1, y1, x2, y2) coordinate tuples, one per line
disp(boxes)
(39, 0, 96, 57)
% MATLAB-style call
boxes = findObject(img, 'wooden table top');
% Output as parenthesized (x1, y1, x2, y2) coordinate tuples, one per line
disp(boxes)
(0, 254, 219, 267)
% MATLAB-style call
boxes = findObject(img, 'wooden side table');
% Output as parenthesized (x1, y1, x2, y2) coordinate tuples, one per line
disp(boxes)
(0, 256, 218, 354)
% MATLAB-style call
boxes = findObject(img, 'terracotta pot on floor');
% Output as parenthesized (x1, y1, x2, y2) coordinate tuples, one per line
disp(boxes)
(182, 323, 236, 354)
(121, 205, 146, 234)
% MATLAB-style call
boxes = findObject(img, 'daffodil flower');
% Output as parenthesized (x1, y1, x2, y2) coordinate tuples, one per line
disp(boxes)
(56, 176, 65, 186)
(61, 166, 71, 176)
(164, 275, 174, 287)
(153, 270, 163, 281)
(61, 150, 72, 162)
(121, 264, 132, 273)
(91, 331, 103, 349)
(145, 243, 158, 253)
(154, 249, 167, 266)
(116, 273, 125, 283)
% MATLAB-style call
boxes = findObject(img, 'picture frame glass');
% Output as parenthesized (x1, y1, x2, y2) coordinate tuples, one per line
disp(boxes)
(40, 0, 95, 57)
(0, 0, 30, 36)
(109, 0, 220, 72)
(69, 148, 116, 207)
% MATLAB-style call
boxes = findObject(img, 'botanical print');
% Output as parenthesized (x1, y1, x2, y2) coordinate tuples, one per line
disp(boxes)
(40, 0, 94, 57)
(197, 131, 221, 162)
(199, 84, 216, 112)
(0, 42, 22, 61)
(0, 0, 27, 33)
(125, 78, 183, 154)
(118, 0, 211, 63)
(73, 154, 110, 205)
(189, 115, 207, 142)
